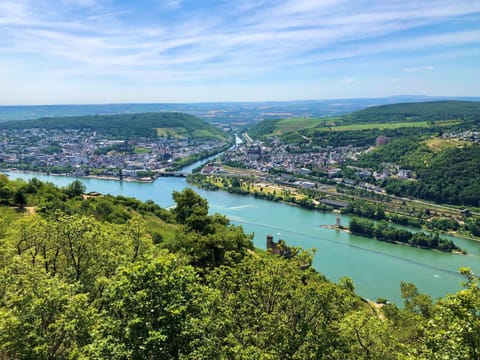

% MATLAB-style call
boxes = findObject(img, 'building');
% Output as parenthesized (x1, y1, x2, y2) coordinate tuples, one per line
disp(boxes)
(266, 234, 291, 257)
(376, 136, 390, 147)
(398, 169, 413, 179)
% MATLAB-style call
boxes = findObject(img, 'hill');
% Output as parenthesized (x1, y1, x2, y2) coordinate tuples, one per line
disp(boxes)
(343, 100, 480, 124)
(247, 117, 323, 139)
(247, 100, 480, 147)
(0, 112, 227, 140)
(359, 138, 480, 206)
(2, 97, 480, 123)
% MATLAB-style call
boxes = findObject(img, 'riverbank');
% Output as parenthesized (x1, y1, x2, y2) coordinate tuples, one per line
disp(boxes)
(188, 172, 480, 244)
(5, 169, 480, 305)
(2, 169, 155, 183)
(321, 223, 466, 254)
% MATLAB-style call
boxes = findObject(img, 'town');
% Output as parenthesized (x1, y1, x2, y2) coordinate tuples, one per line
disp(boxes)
(210, 133, 412, 191)
(0, 127, 229, 181)
(215, 129, 480, 187)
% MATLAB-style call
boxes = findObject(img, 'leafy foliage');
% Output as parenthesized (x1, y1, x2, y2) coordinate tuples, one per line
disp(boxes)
(0, 177, 479, 359)
(366, 141, 480, 206)
(349, 217, 462, 252)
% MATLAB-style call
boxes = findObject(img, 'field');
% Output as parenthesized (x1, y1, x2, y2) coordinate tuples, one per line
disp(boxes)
(424, 137, 471, 152)
(269, 118, 323, 135)
(134, 147, 152, 154)
(262, 119, 461, 137)
(156, 127, 188, 138)
(317, 121, 431, 132)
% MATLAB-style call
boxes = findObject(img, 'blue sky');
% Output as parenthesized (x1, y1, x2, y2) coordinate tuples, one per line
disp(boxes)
(0, 0, 479, 104)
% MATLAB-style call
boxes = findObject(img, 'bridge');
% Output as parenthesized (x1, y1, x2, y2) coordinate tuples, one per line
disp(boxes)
(157, 171, 189, 177)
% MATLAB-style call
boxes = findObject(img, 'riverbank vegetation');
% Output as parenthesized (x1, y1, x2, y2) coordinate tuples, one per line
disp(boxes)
(1, 175, 480, 358)
(188, 172, 480, 240)
(188, 173, 328, 210)
(349, 217, 463, 253)
(166, 139, 234, 171)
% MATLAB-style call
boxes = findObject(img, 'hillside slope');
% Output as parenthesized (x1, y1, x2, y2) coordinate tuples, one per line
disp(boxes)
(249, 101, 480, 139)
(247, 100, 480, 147)
(0, 112, 227, 139)
(359, 138, 480, 206)
(343, 100, 480, 124)
(1, 175, 479, 358)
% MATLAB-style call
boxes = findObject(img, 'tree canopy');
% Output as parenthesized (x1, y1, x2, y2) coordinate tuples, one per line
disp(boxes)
(0, 177, 479, 359)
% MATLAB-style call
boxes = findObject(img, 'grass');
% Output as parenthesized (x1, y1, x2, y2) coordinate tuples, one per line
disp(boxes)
(250, 183, 307, 201)
(258, 117, 462, 137)
(317, 121, 431, 132)
(424, 138, 471, 152)
(316, 119, 461, 132)
(156, 127, 188, 138)
(269, 118, 324, 135)
(157, 127, 219, 139)
(134, 147, 152, 154)
(144, 215, 178, 243)
(192, 129, 212, 137)
(205, 174, 308, 202)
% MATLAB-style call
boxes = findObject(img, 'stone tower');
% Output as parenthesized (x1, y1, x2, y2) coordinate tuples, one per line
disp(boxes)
(333, 209, 341, 228)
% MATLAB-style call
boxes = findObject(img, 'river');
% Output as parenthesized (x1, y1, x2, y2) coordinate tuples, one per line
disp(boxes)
(5, 168, 480, 305)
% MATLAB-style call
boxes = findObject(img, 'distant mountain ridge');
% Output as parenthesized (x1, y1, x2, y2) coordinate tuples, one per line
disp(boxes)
(1, 96, 479, 123)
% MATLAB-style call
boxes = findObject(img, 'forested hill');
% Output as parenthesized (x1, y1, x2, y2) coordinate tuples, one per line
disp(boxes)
(359, 139, 480, 206)
(248, 100, 480, 138)
(0, 175, 480, 358)
(0, 112, 227, 139)
(345, 100, 480, 124)
(247, 100, 480, 147)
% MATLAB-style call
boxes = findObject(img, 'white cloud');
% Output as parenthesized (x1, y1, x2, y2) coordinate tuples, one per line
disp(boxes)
(340, 77, 356, 83)
(62, 0, 97, 7)
(0, 0, 479, 103)
(159, 0, 183, 10)
(403, 66, 435, 73)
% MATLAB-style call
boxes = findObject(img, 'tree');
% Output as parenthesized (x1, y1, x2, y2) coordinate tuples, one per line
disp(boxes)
(171, 188, 209, 228)
(13, 189, 27, 209)
(400, 282, 433, 318)
(64, 180, 86, 198)
(338, 308, 401, 359)
(0, 264, 96, 359)
(198, 256, 360, 359)
(88, 252, 203, 359)
(418, 268, 480, 359)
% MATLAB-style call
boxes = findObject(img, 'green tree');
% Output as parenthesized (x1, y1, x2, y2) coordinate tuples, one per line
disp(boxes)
(400, 282, 433, 318)
(198, 256, 360, 359)
(418, 268, 480, 359)
(88, 252, 203, 359)
(13, 189, 27, 208)
(64, 180, 86, 198)
(0, 265, 96, 359)
(172, 188, 209, 225)
(338, 308, 401, 359)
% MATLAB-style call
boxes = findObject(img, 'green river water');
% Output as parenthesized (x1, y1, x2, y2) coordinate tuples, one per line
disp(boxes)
(5, 170, 480, 305)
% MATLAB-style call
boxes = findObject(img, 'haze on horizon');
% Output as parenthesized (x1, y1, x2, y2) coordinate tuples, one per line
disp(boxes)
(1, 0, 479, 105)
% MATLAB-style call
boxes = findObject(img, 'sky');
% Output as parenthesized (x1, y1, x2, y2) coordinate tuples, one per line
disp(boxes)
(0, 0, 479, 105)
